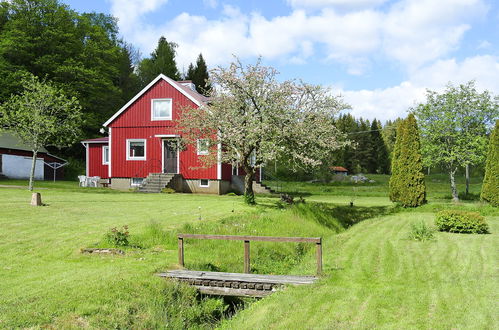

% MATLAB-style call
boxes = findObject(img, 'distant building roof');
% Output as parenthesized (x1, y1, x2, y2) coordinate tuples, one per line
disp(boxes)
(81, 137, 109, 143)
(331, 166, 348, 172)
(0, 131, 48, 153)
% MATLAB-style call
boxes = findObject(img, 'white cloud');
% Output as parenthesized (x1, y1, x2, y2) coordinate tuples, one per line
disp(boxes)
(287, 0, 388, 10)
(340, 55, 499, 120)
(109, 0, 169, 33)
(203, 0, 218, 9)
(477, 40, 492, 49)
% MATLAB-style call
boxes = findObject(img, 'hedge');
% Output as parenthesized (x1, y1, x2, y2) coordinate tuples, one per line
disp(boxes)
(435, 210, 489, 234)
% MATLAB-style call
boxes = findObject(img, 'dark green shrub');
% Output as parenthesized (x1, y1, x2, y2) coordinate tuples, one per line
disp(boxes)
(161, 187, 175, 193)
(106, 225, 130, 246)
(408, 221, 435, 241)
(481, 120, 498, 206)
(389, 114, 427, 207)
(435, 210, 489, 234)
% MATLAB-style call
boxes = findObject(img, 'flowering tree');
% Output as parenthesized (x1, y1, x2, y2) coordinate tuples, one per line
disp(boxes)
(0, 73, 83, 191)
(177, 58, 350, 203)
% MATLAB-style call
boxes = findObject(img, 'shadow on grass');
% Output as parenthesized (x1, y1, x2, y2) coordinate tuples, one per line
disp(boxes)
(293, 202, 401, 232)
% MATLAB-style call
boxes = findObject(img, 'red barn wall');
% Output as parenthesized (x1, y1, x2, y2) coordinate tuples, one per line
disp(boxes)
(87, 143, 109, 179)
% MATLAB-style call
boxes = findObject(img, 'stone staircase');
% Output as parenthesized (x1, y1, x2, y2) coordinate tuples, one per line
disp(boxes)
(137, 173, 175, 193)
(231, 175, 274, 194)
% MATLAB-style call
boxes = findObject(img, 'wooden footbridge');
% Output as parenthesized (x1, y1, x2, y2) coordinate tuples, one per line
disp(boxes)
(158, 234, 322, 298)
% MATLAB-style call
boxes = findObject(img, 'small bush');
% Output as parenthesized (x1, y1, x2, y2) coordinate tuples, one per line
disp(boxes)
(435, 210, 489, 234)
(106, 225, 130, 246)
(161, 187, 175, 193)
(408, 221, 435, 241)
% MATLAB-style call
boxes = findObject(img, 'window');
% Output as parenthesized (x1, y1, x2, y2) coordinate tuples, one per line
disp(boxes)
(102, 146, 109, 165)
(151, 99, 172, 120)
(197, 139, 209, 155)
(131, 178, 144, 186)
(127, 139, 146, 160)
(199, 179, 209, 187)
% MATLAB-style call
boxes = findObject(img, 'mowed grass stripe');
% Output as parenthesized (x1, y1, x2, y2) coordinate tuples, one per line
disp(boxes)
(221, 212, 498, 329)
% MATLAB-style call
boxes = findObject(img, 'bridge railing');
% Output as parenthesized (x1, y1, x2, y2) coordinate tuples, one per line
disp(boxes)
(177, 234, 322, 275)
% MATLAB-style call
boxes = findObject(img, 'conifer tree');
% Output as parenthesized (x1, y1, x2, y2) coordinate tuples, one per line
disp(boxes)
(481, 120, 499, 206)
(137, 36, 180, 86)
(185, 53, 211, 96)
(369, 119, 390, 174)
(389, 114, 426, 207)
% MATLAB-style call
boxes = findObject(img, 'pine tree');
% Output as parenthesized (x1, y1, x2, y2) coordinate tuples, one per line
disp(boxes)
(481, 120, 499, 206)
(185, 53, 211, 96)
(367, 119, 390, 174)
(389, 114, 426, 207)
(356, 119, 372, 172)
(137, 36, 180, 86)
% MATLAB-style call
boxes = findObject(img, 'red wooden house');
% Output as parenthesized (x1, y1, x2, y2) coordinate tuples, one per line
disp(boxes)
(82, 74, 267, 194)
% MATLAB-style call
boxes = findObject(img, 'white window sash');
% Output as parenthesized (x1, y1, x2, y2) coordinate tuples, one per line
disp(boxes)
(126, 139, 146, 160)
(151, 98, 172, 121)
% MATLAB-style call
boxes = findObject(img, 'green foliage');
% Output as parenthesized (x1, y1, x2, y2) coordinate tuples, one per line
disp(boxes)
(481, 120, 499, 206)
(244, 192, 256, 205)
(435, 210, 489, 234)
(413, 81, 498, 201)
(160, 187, 175, 194)
(106, 225, 130, 247)
(137, 36, 180, 86)
(389, 114, 427, 207)
(0, 72, 83, 190)
(369, 119, 390, 174)
(408, 221, 435, 241)
(0, 0, 140, 141)
(185, 53, 211, 96)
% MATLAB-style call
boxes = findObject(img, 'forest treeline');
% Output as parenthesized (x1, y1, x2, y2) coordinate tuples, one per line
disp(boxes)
(0, 0, 209, 158)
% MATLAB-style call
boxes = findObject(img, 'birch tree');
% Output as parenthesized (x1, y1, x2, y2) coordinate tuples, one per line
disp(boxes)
(0, 73, 83, 191)
(177, 58, 350, 204)
(412, 81, 498, 202)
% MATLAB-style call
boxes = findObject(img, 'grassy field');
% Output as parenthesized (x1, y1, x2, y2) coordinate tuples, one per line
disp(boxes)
(0, 175, 497, 328)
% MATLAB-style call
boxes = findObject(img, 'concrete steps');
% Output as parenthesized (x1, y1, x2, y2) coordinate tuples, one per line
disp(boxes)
(137, 173, 175, 193)
(231, 175, 274, 194)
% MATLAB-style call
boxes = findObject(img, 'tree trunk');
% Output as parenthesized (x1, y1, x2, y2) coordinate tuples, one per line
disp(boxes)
(465, 164, 470, 196)
(244, 170, 255, 205)
(449, 168, 459, 202)
(29, 150, 38, 191)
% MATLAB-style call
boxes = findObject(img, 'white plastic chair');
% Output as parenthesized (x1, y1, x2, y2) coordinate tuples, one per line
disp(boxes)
(78, 175, 87, 187)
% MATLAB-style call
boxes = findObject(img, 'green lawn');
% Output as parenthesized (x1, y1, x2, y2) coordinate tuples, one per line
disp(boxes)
(0, 176, 497, 328)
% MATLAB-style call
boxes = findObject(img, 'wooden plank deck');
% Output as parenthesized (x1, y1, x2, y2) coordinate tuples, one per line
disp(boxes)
(158, 270, 318, 297)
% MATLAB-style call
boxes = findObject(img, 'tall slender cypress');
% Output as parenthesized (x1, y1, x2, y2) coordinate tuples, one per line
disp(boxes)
(481, 120, 499, 206)
(389, 114, 426, 207)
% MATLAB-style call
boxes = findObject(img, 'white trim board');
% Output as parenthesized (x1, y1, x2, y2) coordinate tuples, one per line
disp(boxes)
(103, 74, 202, 127)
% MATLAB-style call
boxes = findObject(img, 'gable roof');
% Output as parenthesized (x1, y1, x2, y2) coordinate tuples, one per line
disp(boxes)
(0, 131, 48, 153)
(103, 74, 208, 127)
(331, 166, 348, 172)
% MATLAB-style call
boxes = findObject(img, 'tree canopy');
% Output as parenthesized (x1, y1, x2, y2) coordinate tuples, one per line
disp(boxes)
(177, 58, 350, 203)
(0, 0, 140, 147)
(412, 81, 498, 201)
(137, 36, 180, 86)
(185, 53, 211, 96)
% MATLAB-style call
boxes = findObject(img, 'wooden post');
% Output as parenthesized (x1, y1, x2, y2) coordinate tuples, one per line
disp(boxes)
(244, 240, 250, 273)
(178, 237, 184, 267)
(316, 239, 322, 275)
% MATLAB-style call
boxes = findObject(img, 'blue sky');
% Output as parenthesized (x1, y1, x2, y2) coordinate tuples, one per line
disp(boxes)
(65, 0, 499, 120)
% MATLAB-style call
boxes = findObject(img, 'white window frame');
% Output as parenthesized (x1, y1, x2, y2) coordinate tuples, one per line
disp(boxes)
(197, 139, 209, 155)
(131, 178, 144, 186)
(102, 146, 109, 165)
(199, 179, 209, 187)
(126, 139, 146, 160)
(151, 98, 172, 121)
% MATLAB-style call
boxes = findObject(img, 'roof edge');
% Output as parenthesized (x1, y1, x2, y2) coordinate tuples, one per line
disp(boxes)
(103, 74, 202, 127)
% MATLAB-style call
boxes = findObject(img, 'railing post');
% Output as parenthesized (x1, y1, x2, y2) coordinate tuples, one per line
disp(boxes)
(316, 239, 322, 275)
(244, 240, 250, 273)
(178, 237, 184, 267)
